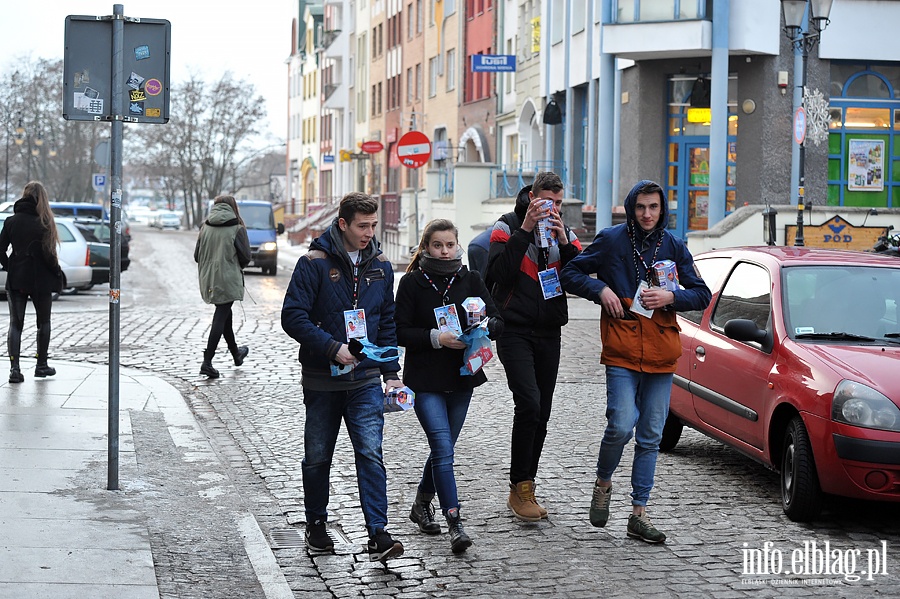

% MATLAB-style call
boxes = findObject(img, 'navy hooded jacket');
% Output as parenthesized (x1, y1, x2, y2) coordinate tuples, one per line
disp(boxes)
(560, 180, 711, 372)
(281, 220, 400, 390)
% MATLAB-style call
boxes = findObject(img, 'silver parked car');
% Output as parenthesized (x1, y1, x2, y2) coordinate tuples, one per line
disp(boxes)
(0, 215, 94, 295)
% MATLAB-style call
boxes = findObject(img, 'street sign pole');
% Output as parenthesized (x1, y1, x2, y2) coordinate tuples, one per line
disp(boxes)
(396, 131, 432, 247)
(107, 3, 124, 491)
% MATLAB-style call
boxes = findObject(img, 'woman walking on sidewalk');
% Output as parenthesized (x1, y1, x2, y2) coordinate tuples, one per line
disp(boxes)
(0, 181, 63, 383)
(194, 195, 252, 378)
(395, 219, 503, 554)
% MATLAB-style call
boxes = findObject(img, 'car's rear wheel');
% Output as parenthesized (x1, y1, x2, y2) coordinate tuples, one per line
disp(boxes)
(659, 412, 684, 452)
(781, 416, 823, 522)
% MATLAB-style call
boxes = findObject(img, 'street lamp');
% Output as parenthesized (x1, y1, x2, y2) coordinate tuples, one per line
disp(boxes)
(781, 0, 833, 247)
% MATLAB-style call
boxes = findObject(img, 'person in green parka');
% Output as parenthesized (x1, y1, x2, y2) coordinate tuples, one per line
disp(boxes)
(194, 195, 252, 378)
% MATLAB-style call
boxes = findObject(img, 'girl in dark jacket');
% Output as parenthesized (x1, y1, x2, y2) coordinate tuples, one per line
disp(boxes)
(395, 219, 503, 554)
(0, 181, 62, 383)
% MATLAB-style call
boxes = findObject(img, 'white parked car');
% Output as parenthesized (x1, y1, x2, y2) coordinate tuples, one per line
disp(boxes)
(151, 211, 181, 230)
(0, 215, 93, 295)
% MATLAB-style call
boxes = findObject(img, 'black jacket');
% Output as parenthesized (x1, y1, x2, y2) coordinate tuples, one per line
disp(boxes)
(396, 265, 502, 392)
(485, 185, 581, 336)
(0, 196, 61, 294)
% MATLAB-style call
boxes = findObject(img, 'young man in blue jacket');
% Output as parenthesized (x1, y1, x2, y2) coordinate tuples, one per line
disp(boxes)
(281, 192, 405, 561)
(560, 180, 710, 544)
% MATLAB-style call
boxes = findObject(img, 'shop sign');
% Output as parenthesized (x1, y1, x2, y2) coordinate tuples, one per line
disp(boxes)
(785, 215, 887, 251)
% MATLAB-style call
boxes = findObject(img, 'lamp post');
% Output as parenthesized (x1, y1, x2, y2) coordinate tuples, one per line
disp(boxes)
(781, 0, 833, 247)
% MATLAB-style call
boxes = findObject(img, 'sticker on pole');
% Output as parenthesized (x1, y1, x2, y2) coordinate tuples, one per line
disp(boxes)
(396, 131, 432, 169)
(794, 107, 806, 145)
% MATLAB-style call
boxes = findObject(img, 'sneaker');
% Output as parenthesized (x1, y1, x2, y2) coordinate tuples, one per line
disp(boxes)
(627, 512, 667, 544)
(367, 529, 404, 562)
(589, 480, 612, 528)
(305, 520, 335, 554)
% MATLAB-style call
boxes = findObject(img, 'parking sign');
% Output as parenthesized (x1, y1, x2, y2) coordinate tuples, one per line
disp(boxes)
(92, 174, 107, 191)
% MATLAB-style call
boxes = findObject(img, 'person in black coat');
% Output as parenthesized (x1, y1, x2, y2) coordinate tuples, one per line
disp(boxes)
(395, 218, 503, 554)
(0, 181, 62, 383)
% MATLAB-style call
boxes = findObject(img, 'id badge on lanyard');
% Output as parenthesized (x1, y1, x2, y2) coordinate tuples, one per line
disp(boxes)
(539, 267, 563, 300)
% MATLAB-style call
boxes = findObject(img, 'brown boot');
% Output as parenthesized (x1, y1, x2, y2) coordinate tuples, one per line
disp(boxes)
(507, 481, 542, 522)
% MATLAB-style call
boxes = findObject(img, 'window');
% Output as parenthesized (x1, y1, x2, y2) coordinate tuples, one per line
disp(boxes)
(429, 56, 438, 97)
(408, 3, 414, 40)
(572, 0, 586, 33)
(615, 0, 705, 23)
(445, 0, 456, 15)
(711, 262, 771, 333)
(447, 49, 456, 91)
(415, 63, 422, 100)
(407, 67, 413, 104)
(551, 1, 564, 44)
(679, 257, 731, 324)
(417, 0, 423, 33)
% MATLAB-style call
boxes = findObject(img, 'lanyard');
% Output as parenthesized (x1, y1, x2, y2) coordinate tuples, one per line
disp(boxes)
(420, 266, 461, 306)
(351, 253, 362, 309)
(629, 227, 664, 286)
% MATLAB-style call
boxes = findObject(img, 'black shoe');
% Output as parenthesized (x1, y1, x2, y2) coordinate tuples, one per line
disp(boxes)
(9, 368, 24, 384)
(34, 364, 56, 378)
(199, 361, 219, 379)
(305, 520, 335, 554)
(232, 346, 249, 366)
(409, 490, 441, 535)
(367, 529, 404, 562)
(445, 507, 472, 554)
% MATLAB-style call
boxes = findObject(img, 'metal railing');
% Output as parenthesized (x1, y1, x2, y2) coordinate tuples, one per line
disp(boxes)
(489, 161, 568, 198)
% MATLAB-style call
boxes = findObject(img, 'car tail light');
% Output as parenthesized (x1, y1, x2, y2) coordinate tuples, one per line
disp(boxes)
(84, 247, 90, 266)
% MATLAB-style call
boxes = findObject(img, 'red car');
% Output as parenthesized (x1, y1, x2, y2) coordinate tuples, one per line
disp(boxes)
(663, 246, 900, 521)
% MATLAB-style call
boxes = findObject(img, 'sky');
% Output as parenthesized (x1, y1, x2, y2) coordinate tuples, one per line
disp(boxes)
(0, 0, 296, 140)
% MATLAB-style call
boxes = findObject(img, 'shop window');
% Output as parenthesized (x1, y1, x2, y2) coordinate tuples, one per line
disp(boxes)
(845, 107, 891, 130)
(847, 74, 891, 99)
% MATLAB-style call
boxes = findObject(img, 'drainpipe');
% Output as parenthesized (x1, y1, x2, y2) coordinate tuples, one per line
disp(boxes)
(563, 1, 573, 188)
(585, 0, 597, 209)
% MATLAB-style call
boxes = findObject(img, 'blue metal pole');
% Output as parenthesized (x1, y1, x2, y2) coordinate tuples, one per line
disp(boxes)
(707, 0, 729, 228)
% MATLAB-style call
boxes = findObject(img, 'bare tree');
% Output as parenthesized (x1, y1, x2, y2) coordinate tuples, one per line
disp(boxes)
(127, 72, 267, 228)
(1, 57, 103, 202)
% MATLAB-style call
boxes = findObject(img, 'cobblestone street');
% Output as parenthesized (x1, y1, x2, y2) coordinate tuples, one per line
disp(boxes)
(26, 228, 900, 598)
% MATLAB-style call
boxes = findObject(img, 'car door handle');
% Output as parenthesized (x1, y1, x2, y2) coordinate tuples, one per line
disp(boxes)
(695, 346, 706, 357)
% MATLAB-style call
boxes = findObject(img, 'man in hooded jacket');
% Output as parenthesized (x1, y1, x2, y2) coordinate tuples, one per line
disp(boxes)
(486, 170, 582, 521)
(560, 180, 710, 544)
(281, 192, 405, 562)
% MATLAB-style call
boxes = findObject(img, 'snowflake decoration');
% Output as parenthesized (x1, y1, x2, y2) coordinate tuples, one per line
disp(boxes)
(803, 87, 831, 146)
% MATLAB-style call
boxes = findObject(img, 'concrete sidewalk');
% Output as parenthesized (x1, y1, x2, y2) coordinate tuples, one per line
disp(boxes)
(0, 360, 293, 599)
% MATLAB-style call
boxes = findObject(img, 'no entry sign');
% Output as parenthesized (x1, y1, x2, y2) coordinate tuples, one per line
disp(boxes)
(396, 131, 432, 169)
(361, 140, 384, 154)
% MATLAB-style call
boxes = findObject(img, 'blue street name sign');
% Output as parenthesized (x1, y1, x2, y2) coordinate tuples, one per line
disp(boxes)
(471, 54, 516, 72)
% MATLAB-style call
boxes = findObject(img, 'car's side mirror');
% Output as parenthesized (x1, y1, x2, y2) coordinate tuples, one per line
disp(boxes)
(277, 223, 285, 235)
(724, 318, 774, 353)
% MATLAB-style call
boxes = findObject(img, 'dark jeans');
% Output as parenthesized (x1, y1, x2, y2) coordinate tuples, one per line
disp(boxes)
(496, 332, 561, 484)
(7, 289, 53, 365)
(205, 302, 236, 357)
(413, 390, 472, 513)
(301, 382, 388, 537)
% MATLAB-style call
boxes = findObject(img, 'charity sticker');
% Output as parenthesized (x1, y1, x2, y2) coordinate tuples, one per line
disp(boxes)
(145, 78, 162, 96)
(134, 45, 150, 60)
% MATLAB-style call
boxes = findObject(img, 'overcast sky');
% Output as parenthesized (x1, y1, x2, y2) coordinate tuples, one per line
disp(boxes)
(0, 0, 296, 140)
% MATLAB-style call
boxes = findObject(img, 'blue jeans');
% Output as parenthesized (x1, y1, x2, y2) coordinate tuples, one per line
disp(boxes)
(413, 390, 472, 513)
(302, 383, 388, 537)
(596, 366, 673, 507)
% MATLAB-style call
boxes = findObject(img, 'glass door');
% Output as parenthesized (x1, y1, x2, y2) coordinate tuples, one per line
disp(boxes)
(687, 144, 710, 230)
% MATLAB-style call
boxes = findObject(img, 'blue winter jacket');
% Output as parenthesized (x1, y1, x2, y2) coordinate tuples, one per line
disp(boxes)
(560, 180, 711, 372)
(281, 221, 401, 390)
